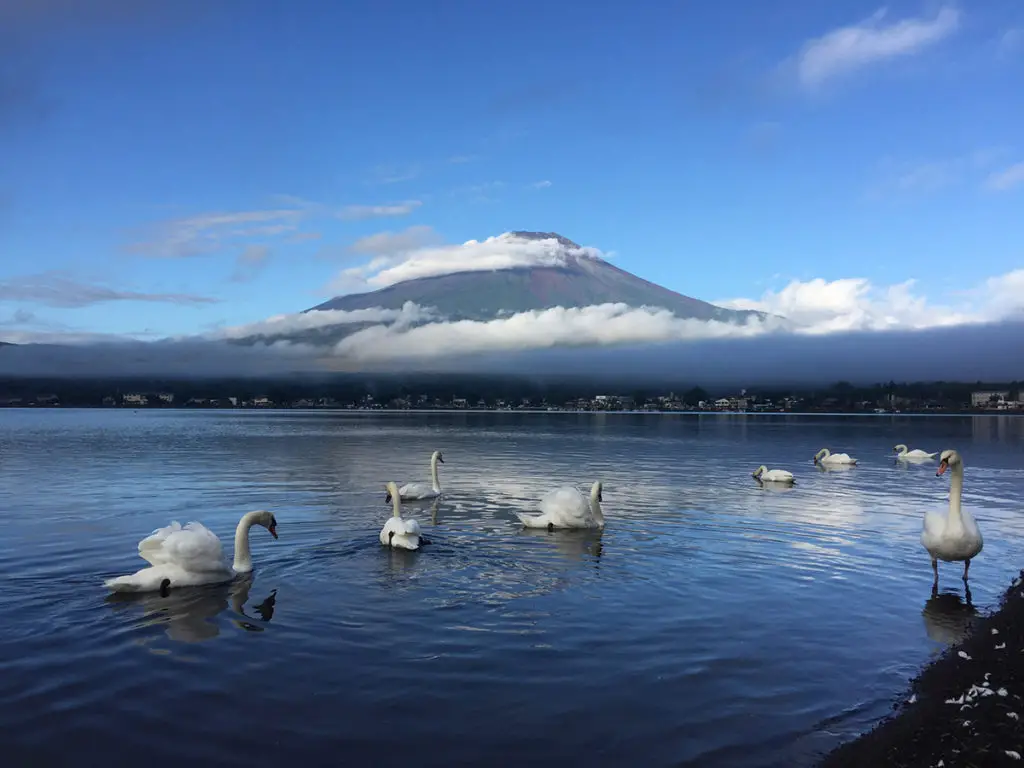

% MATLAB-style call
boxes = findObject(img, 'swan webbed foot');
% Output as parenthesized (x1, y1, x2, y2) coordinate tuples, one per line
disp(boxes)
(547, 522, 555, 532)
(159, 578, 171, 598)
(388, 531, 395, 546)
(419, 536, 431, 546)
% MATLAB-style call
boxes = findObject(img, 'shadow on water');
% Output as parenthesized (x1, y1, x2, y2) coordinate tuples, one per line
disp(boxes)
(921, 584, 978, 646)
(104, 574, 278, 643)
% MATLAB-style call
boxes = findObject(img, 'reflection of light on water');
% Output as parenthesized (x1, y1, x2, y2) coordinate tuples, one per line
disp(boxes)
(105, 574, 277, 645)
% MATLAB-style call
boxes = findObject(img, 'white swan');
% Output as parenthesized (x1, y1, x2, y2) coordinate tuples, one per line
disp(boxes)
(752, 465, 795, 484)
(381, 481, 423, 550)
(813, 448, 857, 466)
(398, 450, 444, 500)
(104, 510, 278, 594)
(894, 444, 938, 460)
(922, 449, 983, 583)
(516, 481, 605, 530)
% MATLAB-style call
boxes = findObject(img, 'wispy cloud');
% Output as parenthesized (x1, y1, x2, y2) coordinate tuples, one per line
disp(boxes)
(529, 180, 552, 189)
(368, 164, 420, 184)
(127, 208, 305, 258)
(984, 162, 1024, 192)
(997, 28, 1021, 59)
(867, 148, 1006, 199)
(0, 271, 218, 307)
(347, 225, 441, 256)
(796, 6, 960, 89)
(230, 245, 271, 283)
(337, 200, 423, 221)
(206, 301, 439, 341)
(448, 154, 478, 164)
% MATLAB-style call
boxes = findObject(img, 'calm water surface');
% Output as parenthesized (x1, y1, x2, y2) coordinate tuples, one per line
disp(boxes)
(1, 410, 1022, 767)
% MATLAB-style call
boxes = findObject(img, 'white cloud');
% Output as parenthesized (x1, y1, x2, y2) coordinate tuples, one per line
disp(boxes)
(797, 6, 960, 89)
(530, 180, 552, 189)
(337, 200, 422, 221)
(205, 301, 437, 341)
(0, 271, 218, 307)
(998, 28, 1021, 58)
(984, 162, 1024, 192)
(332, 303, 770, 362)
(332, 231, 605, 293)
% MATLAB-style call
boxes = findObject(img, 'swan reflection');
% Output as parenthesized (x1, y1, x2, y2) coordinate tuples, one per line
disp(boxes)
(922, 584, 977, 645)
(105, 573, 277, 643)
(815, 462, 855, 474)
(753, 478, 795, 493)
(517, 526, 604, 561)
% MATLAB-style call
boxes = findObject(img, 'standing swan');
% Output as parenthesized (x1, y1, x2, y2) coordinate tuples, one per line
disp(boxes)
(381, 481, 423, 550)
(894, 444, 937, 460)
(516, 481, 605, 531)
(813, 448, 857, 465)
(398, 450, 444, 500)
(922, 449, 983, 584)
(104, 510, 278, 594)
(752, 466, 795, 484)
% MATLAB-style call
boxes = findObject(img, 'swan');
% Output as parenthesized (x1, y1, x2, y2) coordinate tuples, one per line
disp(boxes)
(381, 481, 423, 550)
(516, 481, 605, 531)
(104, 510, 278, 594)
(922, 449, 983, 583)
(752, 465, 795, 484)
(894, 444, 938, 460)
(398, 450, 444, 500)
(813, 448, 857, 466)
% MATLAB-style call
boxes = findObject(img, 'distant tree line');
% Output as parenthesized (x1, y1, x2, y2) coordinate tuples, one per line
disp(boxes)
(0, 374, 1019, 409)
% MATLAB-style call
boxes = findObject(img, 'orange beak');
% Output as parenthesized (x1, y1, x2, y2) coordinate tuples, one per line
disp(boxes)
(936, 460, 948, 476)
(269, 524, 278, 539)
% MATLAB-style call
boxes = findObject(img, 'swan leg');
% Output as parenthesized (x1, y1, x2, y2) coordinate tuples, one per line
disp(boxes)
(547, 522, 554, 532)
(931, 558, 939, 589)
(963, 559, 971, 582)
(159, 578, 171, 598)
(388, 531, 395, 546)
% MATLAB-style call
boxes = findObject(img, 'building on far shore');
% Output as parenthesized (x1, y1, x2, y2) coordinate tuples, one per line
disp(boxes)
(971, 390, 1012, 408)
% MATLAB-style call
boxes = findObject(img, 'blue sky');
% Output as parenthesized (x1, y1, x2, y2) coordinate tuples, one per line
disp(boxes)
(1, 0, 1022, 345)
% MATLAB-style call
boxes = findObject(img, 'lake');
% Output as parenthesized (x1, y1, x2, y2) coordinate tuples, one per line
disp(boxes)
(1, 409, 1022, 767)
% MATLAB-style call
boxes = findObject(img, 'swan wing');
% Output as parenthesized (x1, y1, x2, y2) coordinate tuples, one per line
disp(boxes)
(921, 510, 948, 550)
(398, 482, 436, 499)
(516, 511, 552, 528)
(537, 487, 591, 527)
(138, 521, 226, 573)
(764, 469, 794, 482)
(401, 518, 422, 536)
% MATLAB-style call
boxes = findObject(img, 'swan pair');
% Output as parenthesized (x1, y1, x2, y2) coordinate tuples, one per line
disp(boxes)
(922, 449, 983, 584)
(377, 449, 445, 550)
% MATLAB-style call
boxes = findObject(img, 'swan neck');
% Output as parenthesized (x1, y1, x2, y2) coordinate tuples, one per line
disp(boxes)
(590, 487, 605, 526)
(392, 492, 402, 518)
(233, 512, 258, 573)
(948, 464, 964, 523)
(430, 455, 441, 492)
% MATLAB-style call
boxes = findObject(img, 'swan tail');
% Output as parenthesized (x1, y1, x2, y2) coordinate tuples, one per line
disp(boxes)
(516, 512, 547, 528)
(104, 575, 138, 592)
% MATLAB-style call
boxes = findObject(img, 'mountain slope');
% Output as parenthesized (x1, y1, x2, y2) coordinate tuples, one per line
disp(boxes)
(310, 231, 763, 323)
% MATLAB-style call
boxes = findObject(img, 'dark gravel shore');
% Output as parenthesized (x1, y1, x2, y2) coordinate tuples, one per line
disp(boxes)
(820, 570, 1024, 768)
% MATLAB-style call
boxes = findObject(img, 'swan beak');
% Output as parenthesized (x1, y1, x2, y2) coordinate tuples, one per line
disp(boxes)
(385, 492, 392, 503)
(438, 456, 444, 463)
(937, 460, 948, 476)
(268, 523, 278, 539)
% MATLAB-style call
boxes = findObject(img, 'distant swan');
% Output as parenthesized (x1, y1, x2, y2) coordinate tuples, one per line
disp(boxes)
(104, 510, 278, 594)
(516, 481, 605, 531)
(813, 448, 857, 466)
(381, 481, 423, 550)
(894, 444, 937, 460)
(752, 465, 795, 484)
(399, 450, 444, 500)
(922, 449, 983, 584)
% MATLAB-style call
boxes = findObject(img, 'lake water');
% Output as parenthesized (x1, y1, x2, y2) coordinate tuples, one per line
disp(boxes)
(1, 410, 1022, 767)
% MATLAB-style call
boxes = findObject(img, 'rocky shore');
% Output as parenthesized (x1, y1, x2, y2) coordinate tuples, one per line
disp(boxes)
(820, 570, 1024, 767)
